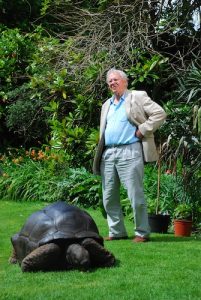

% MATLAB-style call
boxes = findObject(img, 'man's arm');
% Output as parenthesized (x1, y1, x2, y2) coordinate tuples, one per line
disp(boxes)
(138, 93, 166, 137)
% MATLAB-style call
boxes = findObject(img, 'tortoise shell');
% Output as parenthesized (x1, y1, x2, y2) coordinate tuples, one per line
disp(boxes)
(11, 201, 103, 263)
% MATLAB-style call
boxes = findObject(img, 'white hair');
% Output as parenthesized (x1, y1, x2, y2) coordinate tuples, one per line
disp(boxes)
(106, 68, 128, 84)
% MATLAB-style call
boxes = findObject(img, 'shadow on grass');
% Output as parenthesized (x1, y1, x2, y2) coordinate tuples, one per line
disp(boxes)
(104, 235, 201, 243)
(149, 234, 201, 242)
(85, 259, 121, 273)
(10, 258, 121, 274)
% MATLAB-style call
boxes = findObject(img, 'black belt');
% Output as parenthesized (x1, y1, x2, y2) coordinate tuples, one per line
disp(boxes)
(106, 142, 140, 148)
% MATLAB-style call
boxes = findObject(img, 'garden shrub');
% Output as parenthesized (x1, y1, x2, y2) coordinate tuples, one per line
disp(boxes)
(56, 168, 101, 208)
(6, 98, 49, 142)
(0, 151, 101, 208)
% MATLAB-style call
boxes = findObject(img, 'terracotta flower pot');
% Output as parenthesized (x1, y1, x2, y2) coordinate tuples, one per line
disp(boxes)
(174, 219, 192, 237)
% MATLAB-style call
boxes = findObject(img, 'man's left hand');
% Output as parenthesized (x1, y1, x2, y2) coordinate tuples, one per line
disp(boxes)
(135, 129, 144, 139)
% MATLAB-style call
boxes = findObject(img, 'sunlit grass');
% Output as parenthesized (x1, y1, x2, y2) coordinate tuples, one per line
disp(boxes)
(0, 200, 201, 300)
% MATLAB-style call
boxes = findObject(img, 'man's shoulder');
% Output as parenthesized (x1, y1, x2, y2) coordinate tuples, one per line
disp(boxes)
(102, 97, 111, 107)
(126, 90, 149, 104)
(129, 90, 148, 97)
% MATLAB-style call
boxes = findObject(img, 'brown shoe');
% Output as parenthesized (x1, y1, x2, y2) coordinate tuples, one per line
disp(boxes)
(133, 236, 150, 243)
(104, 236, 128, 241)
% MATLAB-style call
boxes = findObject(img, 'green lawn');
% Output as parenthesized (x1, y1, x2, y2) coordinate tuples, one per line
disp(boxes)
(0, 200, 201, 300)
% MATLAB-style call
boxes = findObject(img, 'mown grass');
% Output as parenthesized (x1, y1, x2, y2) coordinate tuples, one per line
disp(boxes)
(0, 200, 201, 300)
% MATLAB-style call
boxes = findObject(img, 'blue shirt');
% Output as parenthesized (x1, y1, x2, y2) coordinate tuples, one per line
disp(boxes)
(104, 94, 139, 146)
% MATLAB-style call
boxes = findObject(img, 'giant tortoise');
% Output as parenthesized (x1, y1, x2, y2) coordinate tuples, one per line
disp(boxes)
(10, 201, 115, 272)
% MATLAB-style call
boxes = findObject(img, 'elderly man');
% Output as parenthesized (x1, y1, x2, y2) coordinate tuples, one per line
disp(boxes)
(93, 68, 166, 242)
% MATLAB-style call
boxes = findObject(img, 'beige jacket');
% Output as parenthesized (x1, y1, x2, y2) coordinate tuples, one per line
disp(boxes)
(93, 90, 167, 175)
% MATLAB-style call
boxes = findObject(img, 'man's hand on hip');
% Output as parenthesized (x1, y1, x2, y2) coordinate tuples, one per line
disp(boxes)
(135, 129, 144, 140)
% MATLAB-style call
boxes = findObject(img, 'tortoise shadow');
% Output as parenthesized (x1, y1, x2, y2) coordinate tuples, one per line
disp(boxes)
(85, 259, 121, 273)
(22, 261, 121, 273)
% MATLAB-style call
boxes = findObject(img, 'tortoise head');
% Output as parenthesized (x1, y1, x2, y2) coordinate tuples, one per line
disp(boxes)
(66, 244, 91, 270)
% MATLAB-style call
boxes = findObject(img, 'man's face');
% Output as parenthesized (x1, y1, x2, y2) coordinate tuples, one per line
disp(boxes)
(107, 72, 127, 95)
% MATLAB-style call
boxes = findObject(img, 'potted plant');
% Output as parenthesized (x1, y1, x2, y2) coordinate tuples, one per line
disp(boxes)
(173, 203, 192, 237)
(147, 156, 171, 234)
(148, 198, 171, 234)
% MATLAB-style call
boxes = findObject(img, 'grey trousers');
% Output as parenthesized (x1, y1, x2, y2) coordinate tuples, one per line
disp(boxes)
(100, 142, 150, 238)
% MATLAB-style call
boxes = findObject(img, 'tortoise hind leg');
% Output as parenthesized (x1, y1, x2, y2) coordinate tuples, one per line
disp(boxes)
(21, 243, 62, 272)
(81, 238, 116, 268)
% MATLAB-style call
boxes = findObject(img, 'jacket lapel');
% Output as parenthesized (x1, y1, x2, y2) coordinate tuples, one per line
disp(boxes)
(125, 90, 134, 125)
(100, 100, 110, 136)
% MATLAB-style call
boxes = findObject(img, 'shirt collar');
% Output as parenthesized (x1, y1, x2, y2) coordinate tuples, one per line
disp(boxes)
(110, 92, 127, 105)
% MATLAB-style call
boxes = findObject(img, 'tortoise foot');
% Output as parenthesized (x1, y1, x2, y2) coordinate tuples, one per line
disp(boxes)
(82, 238, 116, 268)
(21, 243, 61, 272)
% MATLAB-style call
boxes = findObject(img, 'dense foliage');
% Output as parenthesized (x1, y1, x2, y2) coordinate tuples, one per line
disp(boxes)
(0, 0, 200, 227)
(0, 150, 101, 207)
(1, 153, 200, 227)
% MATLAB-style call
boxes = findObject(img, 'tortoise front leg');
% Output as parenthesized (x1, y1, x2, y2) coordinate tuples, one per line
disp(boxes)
(81, 238, 116, 268)
(21, 243, 63, 272)
(9, 247, 18, 264)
